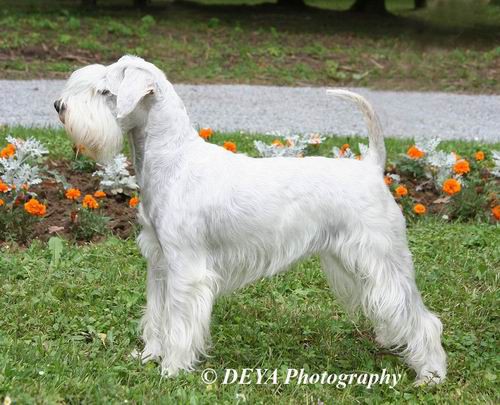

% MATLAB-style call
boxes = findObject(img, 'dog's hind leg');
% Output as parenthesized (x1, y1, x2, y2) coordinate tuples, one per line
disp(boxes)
(332, 227, 447, 385)
(159, 250, 217, 377)
(320, 254, 361, 315)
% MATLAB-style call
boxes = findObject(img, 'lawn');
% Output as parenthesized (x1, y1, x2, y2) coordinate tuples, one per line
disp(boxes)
(0, 223, 498, 403)
(0, 0, 499, 92)
(0, 127, 499, 403)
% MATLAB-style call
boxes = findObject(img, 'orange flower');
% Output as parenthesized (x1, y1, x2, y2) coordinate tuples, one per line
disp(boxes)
(223, 141, 237, 153)
(413, 204, 426, 215)
(0, 143, 16, 159)
(272, 139, 284, 147)
(442, 178, 461, 195)
(65, 188, 81, 200)
(0, 180, 8, 193)
(395, 185, 408, 198)
(453, 159, 470, 175)
(406, 145, 425, 159)
(24, 198, 46, 217)
(129, 196, 139, 208)
(199, 128, 213, 140)
(492, 205, 500, 220)
(339, 143, 350, 156)
(82, 194, 99, 209)
(0, 198, 4, 207)
(475, 151, 485, 161)
(94, 190, 107, 198)
(384, 176, 393, 186)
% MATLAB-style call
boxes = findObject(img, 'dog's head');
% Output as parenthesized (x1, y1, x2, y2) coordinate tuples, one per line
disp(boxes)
(55, 55, 163, 162)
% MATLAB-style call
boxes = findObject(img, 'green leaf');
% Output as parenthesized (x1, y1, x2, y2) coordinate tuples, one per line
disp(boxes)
(48, 236, 63, 268)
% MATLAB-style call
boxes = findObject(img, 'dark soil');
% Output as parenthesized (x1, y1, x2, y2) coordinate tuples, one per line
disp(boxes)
(27, 159, 137, 244)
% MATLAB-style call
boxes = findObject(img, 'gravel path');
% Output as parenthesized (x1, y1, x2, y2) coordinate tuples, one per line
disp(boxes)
(2, 80, 499, 142)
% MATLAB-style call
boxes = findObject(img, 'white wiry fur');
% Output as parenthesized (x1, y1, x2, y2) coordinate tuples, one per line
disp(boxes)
(56, 55, 447, 385)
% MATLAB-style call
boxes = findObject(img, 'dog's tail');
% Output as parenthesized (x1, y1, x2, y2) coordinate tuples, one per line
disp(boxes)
(327, 89, 386, 169)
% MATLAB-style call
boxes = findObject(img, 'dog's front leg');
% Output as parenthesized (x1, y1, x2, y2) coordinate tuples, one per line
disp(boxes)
(137, 226, 166, 364)
(159, 249, 216, 377)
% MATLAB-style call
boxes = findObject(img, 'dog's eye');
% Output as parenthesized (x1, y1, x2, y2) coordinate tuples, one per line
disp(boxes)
(100, 90, 110, 96)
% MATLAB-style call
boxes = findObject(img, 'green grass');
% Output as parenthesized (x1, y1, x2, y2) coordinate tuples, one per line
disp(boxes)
(1, 127, 499, 402)
(0, 222, 498, 403)
(0, 0, 499, 92)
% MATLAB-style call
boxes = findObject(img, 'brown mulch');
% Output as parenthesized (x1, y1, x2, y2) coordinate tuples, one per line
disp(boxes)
(28, 159, 137, 243)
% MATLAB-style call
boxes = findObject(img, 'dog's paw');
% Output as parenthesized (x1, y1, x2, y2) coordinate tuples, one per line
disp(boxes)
(141, 343, 162, 364)
(414, 370, 445, 387)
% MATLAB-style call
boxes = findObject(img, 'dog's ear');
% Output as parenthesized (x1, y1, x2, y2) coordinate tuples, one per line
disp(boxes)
(106, 66, 155, 119)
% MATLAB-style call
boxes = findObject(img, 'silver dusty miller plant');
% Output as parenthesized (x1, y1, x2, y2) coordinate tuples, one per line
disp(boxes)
(492, 151, 500, 178)
(332, 143, 368, 159)
(0, 135, 48, 192)
(411, 135, 459, 187)
(254, 133, 326, 158)
(93, 153, 139, 195)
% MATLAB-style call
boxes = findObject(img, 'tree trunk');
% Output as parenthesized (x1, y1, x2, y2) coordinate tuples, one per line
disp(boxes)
(350, 0, 387, 13)
(415, 0, 426, 9)
(134, 0, 150, 7)
(277, 0, 307, 7)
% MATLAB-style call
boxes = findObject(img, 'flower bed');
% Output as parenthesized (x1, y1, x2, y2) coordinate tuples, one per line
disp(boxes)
(0, 138, 138, 245)
(1, 132, 498, 246)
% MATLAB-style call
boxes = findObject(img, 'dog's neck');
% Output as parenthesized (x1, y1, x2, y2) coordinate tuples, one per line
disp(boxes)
(128, 82, 201, 188)
(128, 128, 146, 186)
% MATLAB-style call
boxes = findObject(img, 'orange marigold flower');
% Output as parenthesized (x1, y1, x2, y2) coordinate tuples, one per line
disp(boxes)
(0, 143, 16, 159)
(453, 159, 470, 175)
(65, 188, 81, 200)
(0, 180, 8, 193)
(0, 198, 4, 207)
(223, 141, 237, 153)
(413, 203, 426, 215)
(24, 198, 46, 217)
(406, 145, 425, 159)
(199, 127, 213, 140)
(475, 151, 485, 161)
(442, 178, 461, 195)
(272, 139, 284, 147)
(492, 205, 500, 220)
(129, 196, 140, 208)
(94, 190, 107, 198)
(82, 194, 99, 209)
(338, 143, 350, 157)
(395, 185, 408, 198)
(384, 176, 393, 186)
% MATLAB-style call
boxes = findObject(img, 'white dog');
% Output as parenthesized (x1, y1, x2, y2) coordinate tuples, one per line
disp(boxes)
(55, 55, 446, 385)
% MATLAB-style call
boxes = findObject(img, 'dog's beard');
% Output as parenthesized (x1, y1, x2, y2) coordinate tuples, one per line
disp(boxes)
(63, 91, 123, 163)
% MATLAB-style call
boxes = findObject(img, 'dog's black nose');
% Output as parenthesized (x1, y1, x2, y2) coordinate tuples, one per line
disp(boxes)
(54, 99, 62, 113)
